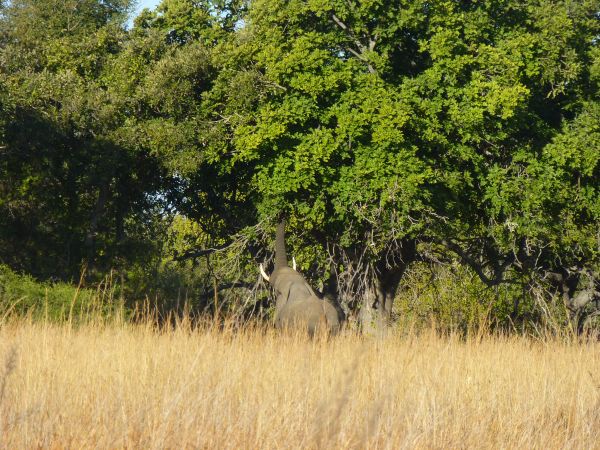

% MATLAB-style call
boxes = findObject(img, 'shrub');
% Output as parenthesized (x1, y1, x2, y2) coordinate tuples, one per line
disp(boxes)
(0, 265, 123, 322)
(394, 262, 541, 335)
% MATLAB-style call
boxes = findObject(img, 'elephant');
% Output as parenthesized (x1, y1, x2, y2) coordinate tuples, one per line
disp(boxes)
(259, 220, 341, 335)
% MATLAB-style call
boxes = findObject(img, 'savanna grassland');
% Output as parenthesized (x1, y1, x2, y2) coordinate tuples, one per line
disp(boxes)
(1, 319, 599, 449)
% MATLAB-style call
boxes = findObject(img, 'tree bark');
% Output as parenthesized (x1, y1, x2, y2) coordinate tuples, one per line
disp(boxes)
(213, 275, 219, 322)
(85, 182, 109, 274)
(358, 239, 416, 333)
(547, 267, 599, 334)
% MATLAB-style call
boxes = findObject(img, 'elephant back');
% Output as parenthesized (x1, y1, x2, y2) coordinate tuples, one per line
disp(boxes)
(272, 267, 314, 301)
(276, 296, 340, 336)
(276, 296, 327, 336)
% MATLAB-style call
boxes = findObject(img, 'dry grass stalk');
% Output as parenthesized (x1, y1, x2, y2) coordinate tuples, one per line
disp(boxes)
(0, 319, 599, 449)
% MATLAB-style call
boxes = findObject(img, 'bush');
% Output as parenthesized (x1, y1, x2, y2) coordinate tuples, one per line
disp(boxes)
(0, 265, 124, 322)
(394, 262, 540, 334)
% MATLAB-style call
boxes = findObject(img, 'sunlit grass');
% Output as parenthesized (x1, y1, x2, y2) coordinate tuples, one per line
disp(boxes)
(1, 318, 599, 448)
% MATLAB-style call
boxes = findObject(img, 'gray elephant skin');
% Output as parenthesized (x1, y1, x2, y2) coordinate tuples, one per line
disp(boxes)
(260, 220, 341, 335)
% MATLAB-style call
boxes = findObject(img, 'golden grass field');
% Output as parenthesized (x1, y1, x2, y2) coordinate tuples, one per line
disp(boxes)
(1, 319, 599, 449)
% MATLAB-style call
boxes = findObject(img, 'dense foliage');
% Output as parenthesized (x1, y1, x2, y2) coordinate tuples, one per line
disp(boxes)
(0, 0, 598, 331)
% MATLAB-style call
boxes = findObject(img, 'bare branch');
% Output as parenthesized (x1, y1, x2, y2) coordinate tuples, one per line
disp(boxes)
(441, 239, 516, 287)
(199, 281, 255, 301)
(331, 13, 348, 31)
(173, 244, 229, 261)
(331, 13, 377, 74)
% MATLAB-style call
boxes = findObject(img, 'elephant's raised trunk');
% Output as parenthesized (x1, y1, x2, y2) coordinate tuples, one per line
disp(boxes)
(274, 219, 288, 270)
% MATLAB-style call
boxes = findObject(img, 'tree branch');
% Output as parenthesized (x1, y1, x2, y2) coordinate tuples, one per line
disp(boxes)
(199, 281, 256, 301)
(173, 244, 229, 261)
(441, 239, 515, 287)
(331, 13, 377, 74)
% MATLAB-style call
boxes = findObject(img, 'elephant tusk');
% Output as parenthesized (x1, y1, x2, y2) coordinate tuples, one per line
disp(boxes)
(292, 257, 297, 271)
(259, 264, 270, 282)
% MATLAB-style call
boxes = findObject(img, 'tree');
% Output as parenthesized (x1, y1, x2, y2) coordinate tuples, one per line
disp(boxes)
(2, 0, 598, 331)
(172, 0, 600, 328)
(0, 0, 169, 280)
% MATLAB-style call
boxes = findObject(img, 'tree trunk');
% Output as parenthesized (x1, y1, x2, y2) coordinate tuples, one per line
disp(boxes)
(358, 280, 383, 334)
(85, 182, 109, 275)
(547, 267, 599, 334)
(358, 239, 416, 333)
(213, 275, 219, 322)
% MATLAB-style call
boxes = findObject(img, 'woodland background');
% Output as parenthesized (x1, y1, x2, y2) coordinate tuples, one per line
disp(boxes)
(0, 0, 599, 334)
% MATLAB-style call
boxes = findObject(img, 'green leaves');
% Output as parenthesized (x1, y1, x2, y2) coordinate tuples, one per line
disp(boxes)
(186, 0, 600, 282)
(1, 0, 599, 311)
(0, 0, 170, 279)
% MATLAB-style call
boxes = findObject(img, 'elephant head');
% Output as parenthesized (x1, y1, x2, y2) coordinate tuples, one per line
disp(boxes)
(260, 220, 341, 335)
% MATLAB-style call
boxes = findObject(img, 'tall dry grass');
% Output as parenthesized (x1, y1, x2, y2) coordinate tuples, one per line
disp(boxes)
(1, 318, 599, 449)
